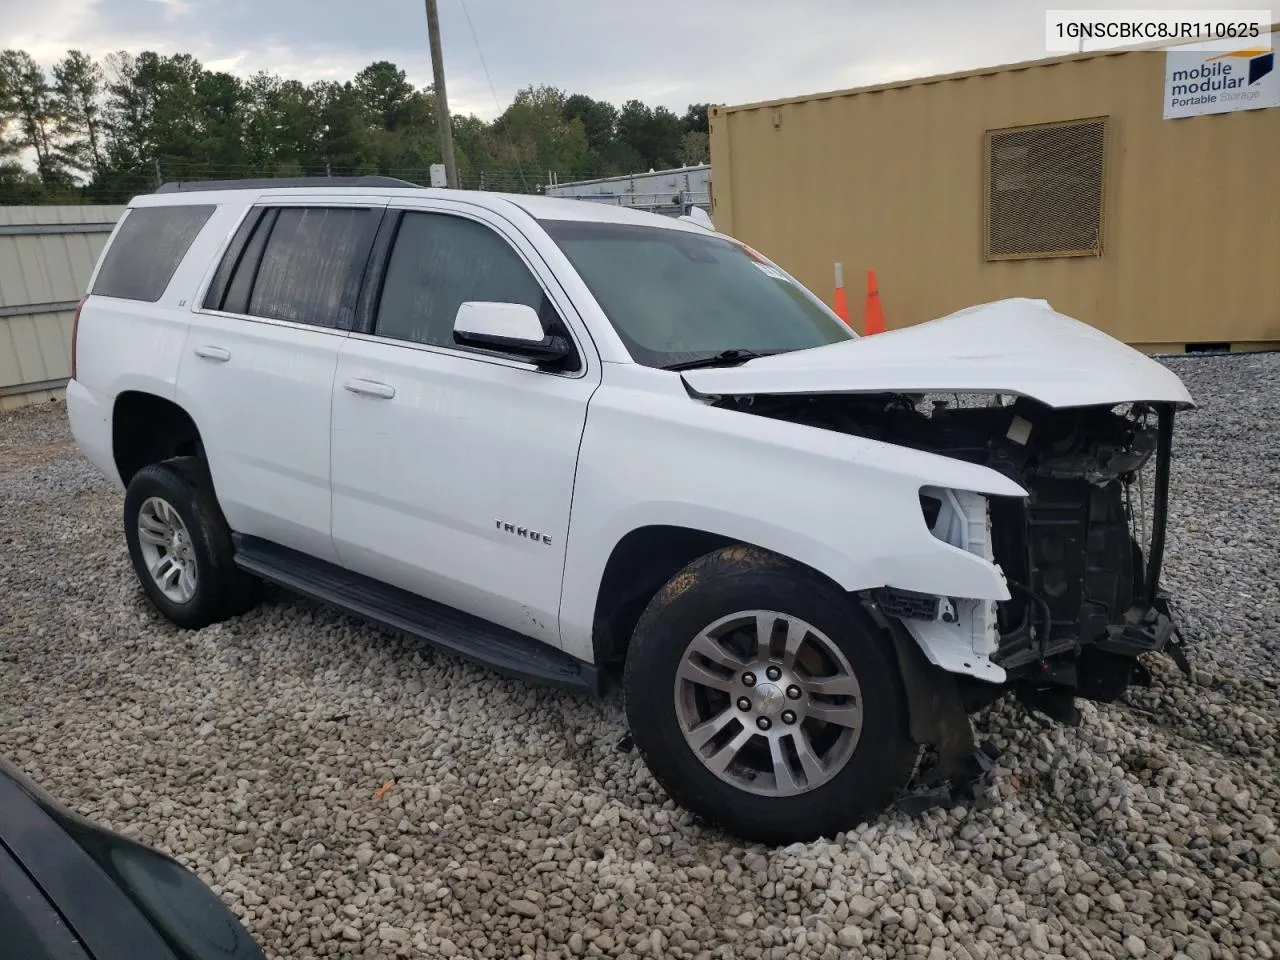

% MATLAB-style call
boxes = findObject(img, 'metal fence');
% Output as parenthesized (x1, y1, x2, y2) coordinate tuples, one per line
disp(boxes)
(0, 206, 123, 412)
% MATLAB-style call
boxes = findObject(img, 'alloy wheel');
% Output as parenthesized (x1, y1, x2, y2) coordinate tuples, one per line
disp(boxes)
(673, 610, 863, 797)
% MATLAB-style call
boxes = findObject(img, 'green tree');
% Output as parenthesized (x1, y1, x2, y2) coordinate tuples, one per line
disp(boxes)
(0, 160, 48, 202)
(615, 99, 651, 162)
(493, 85, 589, 178)
(451, 112, 504, 187)
(100, 51, 145, 170)
(0, 56, 19, 161)
(101, 51, 204, 174)
(647, 107, 684, 168)
(244, 74, 326, 173)
(1, 48, 715, 202)
(314, 81, 375, 174)
(682, 102, 710, 135)
(277, 80, 325, 168)
(194, 70, 248, 174)
(0, 50, 67, 186)
(353, 61, 416, 131)
(616, 100, 683, 170)
(680, 130, 709, 165)
(52, 50, 106, 176)
(242, 71, 284, 170)
(562, 94, 616, 155)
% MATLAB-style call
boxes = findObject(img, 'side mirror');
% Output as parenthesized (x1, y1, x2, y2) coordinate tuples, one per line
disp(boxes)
(453, 301, 571, 364)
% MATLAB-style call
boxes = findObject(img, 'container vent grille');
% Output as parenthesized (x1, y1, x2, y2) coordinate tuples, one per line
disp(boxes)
(985, 118, 1107, 260)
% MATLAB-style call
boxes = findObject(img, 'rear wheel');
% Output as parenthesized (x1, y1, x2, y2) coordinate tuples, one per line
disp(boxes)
(624, 546, 916, 844)
(123, 459, 258, 629)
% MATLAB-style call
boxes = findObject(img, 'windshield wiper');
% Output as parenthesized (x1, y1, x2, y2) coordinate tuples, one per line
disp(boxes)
(663, 349, 771, 371)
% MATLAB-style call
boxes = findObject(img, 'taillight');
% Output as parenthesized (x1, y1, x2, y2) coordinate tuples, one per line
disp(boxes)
(70, 297, 84, 380)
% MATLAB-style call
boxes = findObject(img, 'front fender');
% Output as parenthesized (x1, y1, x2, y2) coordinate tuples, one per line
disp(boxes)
(557, 377, 1024, 663)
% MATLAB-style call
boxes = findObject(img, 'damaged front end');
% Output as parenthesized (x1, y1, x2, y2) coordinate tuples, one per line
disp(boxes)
(717, 389, 1190, 805)
(911, 397, 1183, 708)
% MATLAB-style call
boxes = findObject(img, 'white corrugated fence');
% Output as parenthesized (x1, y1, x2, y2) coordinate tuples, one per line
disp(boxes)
(0, 205, 124, 411)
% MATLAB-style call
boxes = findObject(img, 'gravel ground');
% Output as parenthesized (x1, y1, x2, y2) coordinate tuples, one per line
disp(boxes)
(1, 353, 1277, 960)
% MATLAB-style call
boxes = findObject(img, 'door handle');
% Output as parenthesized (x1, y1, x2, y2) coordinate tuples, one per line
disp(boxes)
(193, 345, 231, 362)
(343, 378, 396, 400)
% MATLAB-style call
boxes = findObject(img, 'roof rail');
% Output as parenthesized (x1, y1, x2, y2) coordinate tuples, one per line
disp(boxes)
(153, 175, 423, 194)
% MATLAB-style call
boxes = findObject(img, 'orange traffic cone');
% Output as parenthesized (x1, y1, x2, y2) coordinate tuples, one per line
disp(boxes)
(864, 269, 886, 335)
(832, 262, 851, 326)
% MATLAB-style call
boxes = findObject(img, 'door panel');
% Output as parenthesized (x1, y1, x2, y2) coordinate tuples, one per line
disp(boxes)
(177, 316, 346, 564)
(330, 203, 598, 648)
(331, 339, 595, 646)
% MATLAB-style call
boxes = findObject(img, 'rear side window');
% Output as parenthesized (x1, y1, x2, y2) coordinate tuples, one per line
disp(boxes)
(245, 207, 378, 328)
(91, 205, 214, 302)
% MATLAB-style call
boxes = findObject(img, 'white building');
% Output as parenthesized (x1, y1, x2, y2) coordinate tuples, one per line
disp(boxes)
(544, 164, 711, 218)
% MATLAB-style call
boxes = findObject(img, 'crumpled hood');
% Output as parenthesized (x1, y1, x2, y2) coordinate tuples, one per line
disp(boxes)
(682, 298, 1195, 410)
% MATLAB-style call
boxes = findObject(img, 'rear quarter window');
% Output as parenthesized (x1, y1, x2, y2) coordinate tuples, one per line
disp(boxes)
(91, 205, 215, 302)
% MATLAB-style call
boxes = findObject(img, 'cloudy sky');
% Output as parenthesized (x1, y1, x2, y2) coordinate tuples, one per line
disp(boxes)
(3, 0, 1262, 117)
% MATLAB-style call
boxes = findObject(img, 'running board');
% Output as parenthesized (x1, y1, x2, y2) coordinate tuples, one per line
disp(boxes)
(232, 535, 600, 695)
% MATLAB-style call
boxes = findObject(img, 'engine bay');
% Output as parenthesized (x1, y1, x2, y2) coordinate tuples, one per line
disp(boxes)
(717, 390, 1178, 710)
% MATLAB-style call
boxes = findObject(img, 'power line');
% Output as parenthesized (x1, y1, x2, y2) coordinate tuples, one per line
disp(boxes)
(459, 0, 529, 192)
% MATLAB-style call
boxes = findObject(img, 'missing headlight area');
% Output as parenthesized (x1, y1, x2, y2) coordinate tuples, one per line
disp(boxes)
(720, 390, 1184, 716)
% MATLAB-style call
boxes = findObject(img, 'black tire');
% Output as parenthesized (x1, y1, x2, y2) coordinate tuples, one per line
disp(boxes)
(623, 545, 916, 844)
(123, 458, 258, 629)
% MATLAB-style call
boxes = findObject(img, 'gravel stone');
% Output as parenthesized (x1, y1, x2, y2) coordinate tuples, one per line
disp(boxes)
(2, 353, 1279, 960)
(509, 899, 540, 919)
(837, 925, 864, 948)
(1030, 920, 1050, 952)
(848, 895, 878, 919)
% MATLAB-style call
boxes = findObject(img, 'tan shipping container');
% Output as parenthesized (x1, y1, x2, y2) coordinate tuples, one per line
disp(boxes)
(708, 29, 1280, 350)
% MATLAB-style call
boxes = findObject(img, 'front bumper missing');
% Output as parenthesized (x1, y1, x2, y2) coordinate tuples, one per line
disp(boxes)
(886, 405, 1192, 816)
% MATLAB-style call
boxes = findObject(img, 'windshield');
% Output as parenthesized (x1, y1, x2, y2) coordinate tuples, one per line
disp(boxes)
(540, 219, 853, 369)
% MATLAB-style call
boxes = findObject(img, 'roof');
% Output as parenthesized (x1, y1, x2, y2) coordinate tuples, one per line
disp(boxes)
(713, 21, 1280, 114)
(129, 183, 706, 232)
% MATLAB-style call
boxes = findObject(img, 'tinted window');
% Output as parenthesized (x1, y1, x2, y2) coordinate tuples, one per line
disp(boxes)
(247, 207, 377, 327)
(219, 210, 275, 315)
(202, 207, 269, 312)
(375, 212, 547, 349)
(540, 220, 850, 369)
(91, 205, 214, 302)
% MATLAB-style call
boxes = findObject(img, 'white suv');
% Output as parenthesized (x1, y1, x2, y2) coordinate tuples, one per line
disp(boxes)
(66, 177, 1194, 843)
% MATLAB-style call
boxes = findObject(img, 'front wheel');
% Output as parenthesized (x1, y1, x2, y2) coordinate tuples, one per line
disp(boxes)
(623, 546, 916, 844)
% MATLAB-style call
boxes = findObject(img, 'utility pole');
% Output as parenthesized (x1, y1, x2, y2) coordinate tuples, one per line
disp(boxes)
(425, 0, 459, 189)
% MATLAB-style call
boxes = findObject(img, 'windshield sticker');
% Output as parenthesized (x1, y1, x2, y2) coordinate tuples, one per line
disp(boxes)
(753, 262, 787, 281)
